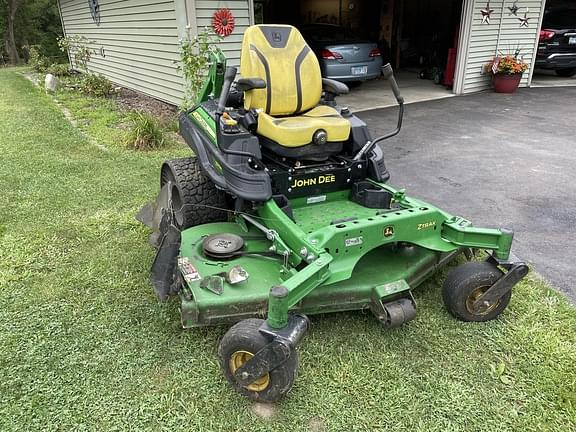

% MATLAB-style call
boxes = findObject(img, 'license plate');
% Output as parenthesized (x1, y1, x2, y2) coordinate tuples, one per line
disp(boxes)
(569, 36, 576, 45)
(351, 66, 368, 75)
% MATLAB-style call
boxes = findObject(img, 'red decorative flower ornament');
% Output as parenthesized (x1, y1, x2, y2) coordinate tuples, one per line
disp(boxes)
(212, 8, 235, 37)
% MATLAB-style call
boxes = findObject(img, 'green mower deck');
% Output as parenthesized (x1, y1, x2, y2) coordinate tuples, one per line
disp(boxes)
(178, 184, 513, 328)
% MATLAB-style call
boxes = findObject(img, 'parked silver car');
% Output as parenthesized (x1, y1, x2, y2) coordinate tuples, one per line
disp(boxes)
(300, 24, 383, 82)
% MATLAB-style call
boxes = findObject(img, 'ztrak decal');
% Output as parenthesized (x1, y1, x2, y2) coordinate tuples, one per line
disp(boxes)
(290, 174, 336, 189)
(190, 111, 216, 141)
(417, 221, 437, 230)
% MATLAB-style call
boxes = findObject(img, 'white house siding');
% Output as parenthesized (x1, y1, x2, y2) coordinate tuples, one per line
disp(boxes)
(58, 0, 184, 104)
(194, 0, 253, 67)
(58, 0, 253, 104)
(462, 0, 546, 94)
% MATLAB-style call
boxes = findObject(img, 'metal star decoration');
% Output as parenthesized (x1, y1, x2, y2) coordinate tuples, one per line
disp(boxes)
(508, 1, 519, 16)
(518, 10, 530, 28)
(481, 1, 494, 24)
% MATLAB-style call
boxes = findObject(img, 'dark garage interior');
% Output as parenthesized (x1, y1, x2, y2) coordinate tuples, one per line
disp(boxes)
(254, 0, 463, 88)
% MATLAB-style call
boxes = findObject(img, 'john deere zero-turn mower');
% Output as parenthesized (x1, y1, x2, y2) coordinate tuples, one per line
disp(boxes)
(138, 25, 528, 402)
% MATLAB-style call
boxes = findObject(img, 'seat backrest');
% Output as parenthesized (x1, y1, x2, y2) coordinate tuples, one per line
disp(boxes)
(240, 25, 322, 117)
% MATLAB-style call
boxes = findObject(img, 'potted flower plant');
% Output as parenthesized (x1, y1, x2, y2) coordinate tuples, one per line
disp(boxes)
(485, 52, 529, 94)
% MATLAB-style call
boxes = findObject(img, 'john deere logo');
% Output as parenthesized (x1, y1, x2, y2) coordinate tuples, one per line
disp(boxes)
(383, 226, 394, 237)
(290, 174, 336, 189)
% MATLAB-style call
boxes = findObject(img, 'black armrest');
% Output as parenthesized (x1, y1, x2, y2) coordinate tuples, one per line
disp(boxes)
(236, 78, 267, 92)
(322, 78, 349, 96)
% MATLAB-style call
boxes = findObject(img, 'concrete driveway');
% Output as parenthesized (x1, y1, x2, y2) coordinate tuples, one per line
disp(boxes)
(337, 71, 454, 112)
(531, 69, 576, 88)
(359, 87, 576, 301)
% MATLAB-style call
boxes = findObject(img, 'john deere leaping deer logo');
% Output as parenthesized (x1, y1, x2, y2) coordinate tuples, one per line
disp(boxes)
(383, 226, 395, 237)
(88, 0, 101, 26)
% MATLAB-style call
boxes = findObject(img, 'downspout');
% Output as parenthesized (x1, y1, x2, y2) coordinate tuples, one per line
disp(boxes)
(175, 0, 191, 40)
(249, 0, 255, 25)
(184, 0, 198, 39)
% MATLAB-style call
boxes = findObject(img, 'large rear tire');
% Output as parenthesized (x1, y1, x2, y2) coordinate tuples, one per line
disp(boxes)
(160, 157, 228, 230)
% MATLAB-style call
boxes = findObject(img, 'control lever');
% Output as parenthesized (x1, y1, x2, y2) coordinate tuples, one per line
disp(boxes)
(382, 63, 404, 105)
(353, 63, 404, 161)
(217, 66, 238, 115)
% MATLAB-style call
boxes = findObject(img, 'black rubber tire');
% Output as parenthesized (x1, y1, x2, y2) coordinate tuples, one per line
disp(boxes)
(442, 261, 511, 322)
(555, 68, 576, 78)
(160, 157, 227, 230)
(218, 318, 299, 403)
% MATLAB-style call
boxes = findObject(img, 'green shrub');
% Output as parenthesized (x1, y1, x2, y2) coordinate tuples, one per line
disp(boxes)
(124, 111, 166, 150)
(177, 28, 221, 109)
(48, 63, 72, 77)
(28, 45, 50, 73)
(57, 35, 94, 71)
(80, 74, 114, 97)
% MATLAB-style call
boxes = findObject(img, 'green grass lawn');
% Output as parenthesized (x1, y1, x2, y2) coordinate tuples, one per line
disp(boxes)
(1, 68, 575, 432)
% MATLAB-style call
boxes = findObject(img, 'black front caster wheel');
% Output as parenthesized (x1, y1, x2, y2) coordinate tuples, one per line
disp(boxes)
(218, 319, 299, 402)
(442, 261, 511, 322)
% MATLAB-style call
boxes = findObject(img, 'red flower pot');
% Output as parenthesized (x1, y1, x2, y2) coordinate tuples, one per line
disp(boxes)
(492, 73, 522, 93)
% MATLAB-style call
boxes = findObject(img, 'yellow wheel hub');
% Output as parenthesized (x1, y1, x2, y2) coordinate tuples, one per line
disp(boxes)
(466, 286, 500, 315)
(229, 350, 270, 392)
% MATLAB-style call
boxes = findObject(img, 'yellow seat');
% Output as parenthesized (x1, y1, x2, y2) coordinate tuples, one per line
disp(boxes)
(257, 105, 351, 147)
(240, 25, 351, 148)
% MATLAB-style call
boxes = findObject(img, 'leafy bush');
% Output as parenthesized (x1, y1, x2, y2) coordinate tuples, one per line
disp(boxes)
(177, 28, 221, 109)
(79, 74, 114, 97)
(48, 63, 71, 77)
(124, 111, 166, 150)
(28, 45, 71, 77)
(28, 45, 50, 72)
(57, 35, 94, 71)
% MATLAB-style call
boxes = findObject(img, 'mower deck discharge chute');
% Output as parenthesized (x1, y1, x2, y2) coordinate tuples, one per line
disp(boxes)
(140, 24, 528, 402)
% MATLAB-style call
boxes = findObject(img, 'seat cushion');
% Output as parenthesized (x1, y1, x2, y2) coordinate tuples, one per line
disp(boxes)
(240, 25, 322, 116)
(257, 105, 351, 147)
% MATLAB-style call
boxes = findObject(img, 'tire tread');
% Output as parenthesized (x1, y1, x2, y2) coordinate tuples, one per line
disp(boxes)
(160, 157, 227, 229)
(218, 319, 299, 402)
(442, 261, 510, 322)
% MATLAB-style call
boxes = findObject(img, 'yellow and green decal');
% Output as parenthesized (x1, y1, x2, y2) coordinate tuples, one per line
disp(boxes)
(190, 109, 217, 142)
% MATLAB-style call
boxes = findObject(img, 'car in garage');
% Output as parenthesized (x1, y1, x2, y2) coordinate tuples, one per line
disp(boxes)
(300, 24, 383, 83)
(536, 6, 576, 77)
